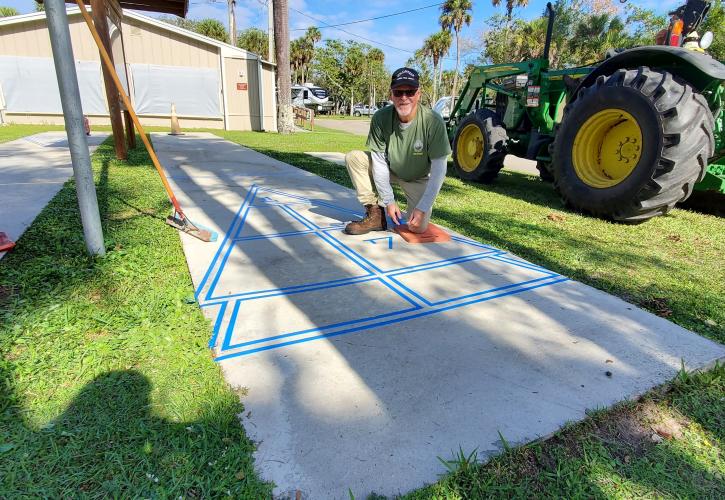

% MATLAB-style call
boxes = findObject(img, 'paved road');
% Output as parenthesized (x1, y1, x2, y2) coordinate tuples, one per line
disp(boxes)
(0, 132, 109, 260)
(315, 118, 371, 136)
(154, 132, 724, 499)
(305, 151, 541, 177)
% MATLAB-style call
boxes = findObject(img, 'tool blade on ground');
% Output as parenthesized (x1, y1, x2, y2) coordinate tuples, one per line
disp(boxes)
(165, 216, 218, 242)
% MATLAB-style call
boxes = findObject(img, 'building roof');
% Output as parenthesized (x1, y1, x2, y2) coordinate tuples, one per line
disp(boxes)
(42, 0, 189, 18)
(0, 7, 274, 64)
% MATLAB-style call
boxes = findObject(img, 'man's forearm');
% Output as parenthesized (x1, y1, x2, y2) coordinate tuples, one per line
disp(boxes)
(415, 156, 448, 213)
(370, 151, 395, 206)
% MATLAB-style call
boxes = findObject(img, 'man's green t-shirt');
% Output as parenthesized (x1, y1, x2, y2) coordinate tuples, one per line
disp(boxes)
(366, 105, 452, 181)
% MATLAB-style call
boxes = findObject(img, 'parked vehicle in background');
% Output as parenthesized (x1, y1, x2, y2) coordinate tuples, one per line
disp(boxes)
(433, 96, 453, 119)
(352, 104, 378, 116)
(292, 83, 334, 114)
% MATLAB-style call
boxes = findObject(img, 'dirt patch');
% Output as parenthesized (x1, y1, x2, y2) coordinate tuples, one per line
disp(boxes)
(590, 399, 687, 461)
(107, 208, 157, 221)
(639, 297, 673, 318)
(86, 329, 110, 341)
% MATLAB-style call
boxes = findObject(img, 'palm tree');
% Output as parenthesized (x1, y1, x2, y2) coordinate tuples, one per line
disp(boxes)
(290, 38, 305, 83)
(273, 0, 294, 133)
(440, 0, 472, 104)
(301, 27, 321, 83)
(423, 30, 452, 103)
(367, 48, 385, 106)
(491, 0, 529, 20)
(0, 6, 19, 17)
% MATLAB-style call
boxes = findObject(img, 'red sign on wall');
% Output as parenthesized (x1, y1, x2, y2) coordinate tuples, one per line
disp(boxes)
(237, 83, 248, 91)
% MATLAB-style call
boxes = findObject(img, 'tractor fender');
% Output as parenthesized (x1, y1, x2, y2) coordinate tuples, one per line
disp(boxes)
(572, 46, 725, 98)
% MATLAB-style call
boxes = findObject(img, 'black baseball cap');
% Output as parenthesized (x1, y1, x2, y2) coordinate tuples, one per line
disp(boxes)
(390, 67, 419, 89)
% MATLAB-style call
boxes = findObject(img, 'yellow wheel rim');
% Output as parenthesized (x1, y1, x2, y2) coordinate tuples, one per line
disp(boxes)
(572, 109, 643, 188)
(456, 123, 484, 173)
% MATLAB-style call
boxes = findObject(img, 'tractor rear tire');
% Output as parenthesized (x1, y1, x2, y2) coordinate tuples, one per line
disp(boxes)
(453, 109, 507, 183)
(537, 161, 554, 182)
(552, 67, 715, 222)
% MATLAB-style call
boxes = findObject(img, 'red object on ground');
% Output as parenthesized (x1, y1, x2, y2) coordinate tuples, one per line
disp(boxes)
(0, 232, 15, 252)
(394, 223, 451, 244)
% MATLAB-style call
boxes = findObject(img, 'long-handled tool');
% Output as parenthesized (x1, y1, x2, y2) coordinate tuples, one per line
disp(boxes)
(74, 0, 217, 242)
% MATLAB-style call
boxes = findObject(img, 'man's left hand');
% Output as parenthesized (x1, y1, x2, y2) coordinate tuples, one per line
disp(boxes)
(407, 209, 426, 232)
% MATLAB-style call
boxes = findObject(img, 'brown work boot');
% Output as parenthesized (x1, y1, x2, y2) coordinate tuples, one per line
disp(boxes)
(344, 204, 387, 235)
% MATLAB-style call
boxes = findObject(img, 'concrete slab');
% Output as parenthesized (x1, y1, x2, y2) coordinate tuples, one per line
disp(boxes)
(153, 132, 725, 499)
(304, 151, 541, 177)
(315, 118, 371, 136)
(0, 132, 109, 260)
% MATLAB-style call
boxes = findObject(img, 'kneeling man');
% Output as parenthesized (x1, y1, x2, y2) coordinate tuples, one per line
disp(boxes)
(344, 67, 451, 235)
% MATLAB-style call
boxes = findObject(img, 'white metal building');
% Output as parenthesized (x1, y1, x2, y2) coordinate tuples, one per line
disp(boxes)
(0, 7, 276, 131)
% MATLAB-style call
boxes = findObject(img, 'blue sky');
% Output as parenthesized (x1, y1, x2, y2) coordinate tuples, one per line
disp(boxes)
(4, 0, 678, 70)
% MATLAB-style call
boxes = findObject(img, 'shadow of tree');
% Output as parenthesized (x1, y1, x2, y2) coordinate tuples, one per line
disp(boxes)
(1, 369, 269, 497)
(0, 138, 272, 497)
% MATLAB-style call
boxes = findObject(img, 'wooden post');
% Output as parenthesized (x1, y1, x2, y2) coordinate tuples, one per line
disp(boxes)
(90, 0, 126, 160)
(124, 110, 135, 149)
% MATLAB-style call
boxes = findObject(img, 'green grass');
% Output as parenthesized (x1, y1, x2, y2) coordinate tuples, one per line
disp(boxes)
(0, 134, 271, 497)
(215, 127, 725, 498)
(0, 124, 65, 143)
(2, 124, 723, 497)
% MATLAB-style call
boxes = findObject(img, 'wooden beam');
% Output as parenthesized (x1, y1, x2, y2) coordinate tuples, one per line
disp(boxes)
(124, 110, 136, 149)
(90, 0, 127, 160)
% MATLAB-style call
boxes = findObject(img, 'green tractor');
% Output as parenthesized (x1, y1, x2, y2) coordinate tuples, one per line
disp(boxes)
(447, 0, 724, 222)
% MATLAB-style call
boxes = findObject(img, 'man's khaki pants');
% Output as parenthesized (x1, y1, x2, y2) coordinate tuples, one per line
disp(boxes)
(345, 150, 431, 230)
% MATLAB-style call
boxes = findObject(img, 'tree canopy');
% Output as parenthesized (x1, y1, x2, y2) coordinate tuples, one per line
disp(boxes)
(0, 6, 19, 17)
(480, 0, 677, 68)
(237, 28, 269, 59)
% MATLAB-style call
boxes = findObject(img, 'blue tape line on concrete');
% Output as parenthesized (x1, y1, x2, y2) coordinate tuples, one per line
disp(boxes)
(387, 250, 503, 276)
(221, 282, 421, 351)
(210, 274, 376, 303)
(215, 277, 570, 361)
(321, 230, 386, 274)
(201, 301, 227, 348)
(386, 253, 555, 306)
(489, 254, 554, 274)
(195, 185, 257, 300)
(402, 275, 559, 307)
(261, 187, 363, 217)
(205, 187, 260, 301)
(233, 228, 317, 242)
(450, 235, 498, 251)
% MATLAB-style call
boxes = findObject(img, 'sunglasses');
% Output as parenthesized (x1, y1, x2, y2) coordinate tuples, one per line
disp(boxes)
(392, 89, 417, 98)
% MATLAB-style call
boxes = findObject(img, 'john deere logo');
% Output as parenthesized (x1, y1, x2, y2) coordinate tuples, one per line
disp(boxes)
(414, 139, 424, 152)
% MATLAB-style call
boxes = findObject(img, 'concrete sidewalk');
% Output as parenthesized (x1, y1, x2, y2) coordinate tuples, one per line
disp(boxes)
(0, 132, 109, 260)
(154, 132, 724, 499)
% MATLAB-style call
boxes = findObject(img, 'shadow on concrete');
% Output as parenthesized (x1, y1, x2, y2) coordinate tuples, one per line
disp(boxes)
(146, 132, 724, 497)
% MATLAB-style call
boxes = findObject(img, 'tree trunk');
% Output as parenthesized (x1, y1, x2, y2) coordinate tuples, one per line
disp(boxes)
(432, 59, 438, 104)
(451, 31, 460, 105)
(273, 0, 294, 133)
(350, 89, 353, 116)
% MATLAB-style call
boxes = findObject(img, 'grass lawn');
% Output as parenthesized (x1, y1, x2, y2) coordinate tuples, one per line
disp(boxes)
(0, 124, 65, 143)
(0, 133, 271, 497)
(216, 127, 725, 498)
(1, 124, 722, 497)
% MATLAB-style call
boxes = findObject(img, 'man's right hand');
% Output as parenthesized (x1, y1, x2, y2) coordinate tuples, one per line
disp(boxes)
(386, 203, 403, 225)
